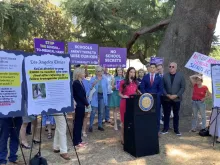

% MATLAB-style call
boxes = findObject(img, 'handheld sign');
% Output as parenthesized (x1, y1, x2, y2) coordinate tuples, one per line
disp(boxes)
(150, 57, 164, 65)
(185, 52, 220, 77)
(34, 38, 65, 54)
(99, 47, 127, 68)
(68, 42, 98, 65)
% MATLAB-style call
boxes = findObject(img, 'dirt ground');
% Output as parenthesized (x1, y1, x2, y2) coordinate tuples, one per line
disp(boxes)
(16, 110, 220, 165)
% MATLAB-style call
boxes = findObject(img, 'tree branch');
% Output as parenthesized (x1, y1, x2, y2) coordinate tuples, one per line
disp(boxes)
(127, 18, 171, 63)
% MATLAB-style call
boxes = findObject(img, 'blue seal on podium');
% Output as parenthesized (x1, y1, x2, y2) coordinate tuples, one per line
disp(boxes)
(139, 93, 154, 112)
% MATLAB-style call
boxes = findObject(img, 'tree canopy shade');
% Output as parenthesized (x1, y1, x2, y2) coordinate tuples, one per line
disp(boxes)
(64, 0, 220, 115)
(63, 0, 175, 61)
(157, 0, 220, 114)
(0, 0, 75, 52)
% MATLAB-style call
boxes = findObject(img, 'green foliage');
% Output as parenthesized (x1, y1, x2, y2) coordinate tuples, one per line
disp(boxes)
(63, 0, 175, 60)
(0, 1, 40, 49)
(0, 0, 75, 52)
(210, 46, 220, 60)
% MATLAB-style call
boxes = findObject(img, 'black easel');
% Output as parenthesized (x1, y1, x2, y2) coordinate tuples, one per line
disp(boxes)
(11, 117, 27, 165)
(63, 112, 81, 165)
(209, 107, 220, 146)
(28, 113, 81, 165)
(29, 115, 43, 163)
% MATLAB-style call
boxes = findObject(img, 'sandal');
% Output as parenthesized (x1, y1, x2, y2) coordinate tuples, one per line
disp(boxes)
(48, 133, 52, 139)
(21, 143, 31, 149)
(81, 142, 88, 145)
(82, 132, 87, 137)
(76, 143, 86, 148)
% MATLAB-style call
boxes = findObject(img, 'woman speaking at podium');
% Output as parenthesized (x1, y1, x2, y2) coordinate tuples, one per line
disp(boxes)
(119, 67, 139, 145)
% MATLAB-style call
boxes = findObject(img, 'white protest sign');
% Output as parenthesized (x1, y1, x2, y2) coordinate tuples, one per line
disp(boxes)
(0, 51, 24, 117)
(211, 64, 220, 108)
(24, 54, 72, 115)
(185, 52, 220, 77)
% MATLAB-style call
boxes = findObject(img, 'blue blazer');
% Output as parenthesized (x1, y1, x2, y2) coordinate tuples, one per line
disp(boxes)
(140, 73, 163, 95)
(82, 79, 90, 97)
(72, 80, 89, 108)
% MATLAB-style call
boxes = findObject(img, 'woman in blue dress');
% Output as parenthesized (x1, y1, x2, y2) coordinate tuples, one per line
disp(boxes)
(109, 67, 124, 130)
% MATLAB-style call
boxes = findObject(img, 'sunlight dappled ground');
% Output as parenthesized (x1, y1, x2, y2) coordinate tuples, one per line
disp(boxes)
(16, 114, 220, 165)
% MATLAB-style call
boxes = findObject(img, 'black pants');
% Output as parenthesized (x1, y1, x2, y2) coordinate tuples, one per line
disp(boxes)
(163, 101, 181, 132)
(73, 106, 85, 146)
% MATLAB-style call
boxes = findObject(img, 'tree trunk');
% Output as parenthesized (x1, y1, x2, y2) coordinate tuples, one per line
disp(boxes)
(157, 0, 220, 115)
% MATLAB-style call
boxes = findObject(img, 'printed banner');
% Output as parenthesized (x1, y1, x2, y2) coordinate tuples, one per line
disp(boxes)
(24, 54, 73, 115)
(68, 42, 98, 65)
(34, 38, 65, 54)
(0, 50, 24, 117)
(211, 64, 220, 107)
(185, 52, 220, 77)
(150, 57, 164, 65)
(99, 47, 127, 68)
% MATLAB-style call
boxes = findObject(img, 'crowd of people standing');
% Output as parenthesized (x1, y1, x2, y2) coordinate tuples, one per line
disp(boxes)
(0, 62, 219, 164)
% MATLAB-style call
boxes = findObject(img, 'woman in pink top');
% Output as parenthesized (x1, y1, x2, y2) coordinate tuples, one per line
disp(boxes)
(119, 67, 140, 144)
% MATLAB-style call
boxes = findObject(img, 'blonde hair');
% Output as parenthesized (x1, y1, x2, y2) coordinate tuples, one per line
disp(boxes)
(95, 66, 103, 74)
(73, 68, 85, 80)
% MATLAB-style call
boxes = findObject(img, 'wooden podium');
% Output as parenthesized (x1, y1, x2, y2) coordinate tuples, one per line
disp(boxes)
(124, 94, 159, 157)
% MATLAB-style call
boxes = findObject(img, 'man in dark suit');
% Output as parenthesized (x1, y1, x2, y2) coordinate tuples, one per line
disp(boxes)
(140, 63, 163, 133)
(161, 62, 185, 136)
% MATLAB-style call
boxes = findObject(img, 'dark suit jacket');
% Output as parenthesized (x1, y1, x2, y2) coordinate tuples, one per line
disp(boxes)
(140, 73, 163, 95)
(163, 72, 185, 102)
(72, 80, 89, 108)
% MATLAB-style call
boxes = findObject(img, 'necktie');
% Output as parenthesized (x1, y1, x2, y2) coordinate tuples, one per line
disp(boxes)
(150, 74, 154, 86)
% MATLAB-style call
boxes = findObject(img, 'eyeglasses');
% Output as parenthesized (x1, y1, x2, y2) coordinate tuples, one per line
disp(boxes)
(169, 66, 175, 68)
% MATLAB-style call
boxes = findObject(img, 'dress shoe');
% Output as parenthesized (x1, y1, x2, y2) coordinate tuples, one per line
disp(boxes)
(8, 160, 23, 165)
(60, 153, 71, 160)
(53, 149, 60, 153)
(98, 127, 104, 131)
(88, 127, 93, 132)
(32, 139, 41, 144)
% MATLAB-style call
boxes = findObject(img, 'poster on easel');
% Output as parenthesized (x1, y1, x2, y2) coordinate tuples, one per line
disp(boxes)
(0, 50, 25, 117)
(24, 53, 73, 115)
(211, 64, 220, 107)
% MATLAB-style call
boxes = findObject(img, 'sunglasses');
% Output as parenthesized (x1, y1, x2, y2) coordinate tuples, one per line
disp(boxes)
(169, 66, 175, 68)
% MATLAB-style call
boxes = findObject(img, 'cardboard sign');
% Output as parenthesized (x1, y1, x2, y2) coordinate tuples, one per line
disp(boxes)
(185, 52, 220, 77)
